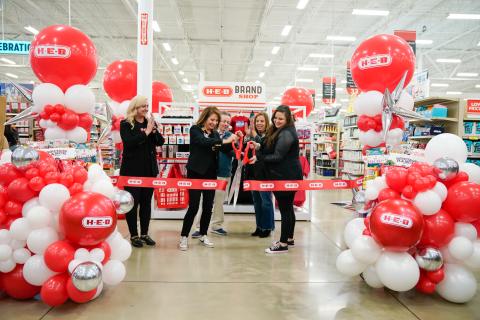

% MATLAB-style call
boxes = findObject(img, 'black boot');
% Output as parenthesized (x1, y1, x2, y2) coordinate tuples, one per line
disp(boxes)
(131, 236, 143, 248)
(251, 228, 261, 236)
(259, 230, 271, 238)
(140, 235, 156, 246)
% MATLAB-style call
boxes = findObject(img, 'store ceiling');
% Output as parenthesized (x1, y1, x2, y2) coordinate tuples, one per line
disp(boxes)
(1, 0, 480, 106)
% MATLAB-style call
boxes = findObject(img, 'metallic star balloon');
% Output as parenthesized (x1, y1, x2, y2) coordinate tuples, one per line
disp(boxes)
(5, 106, 36, 125)
(9, 81, 33, 103)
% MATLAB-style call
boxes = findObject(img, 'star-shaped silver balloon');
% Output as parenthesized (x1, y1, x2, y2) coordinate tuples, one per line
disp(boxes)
(95, 102, 114, 145)
(5, 106, 36, 125)
(9, 81, 33, 103)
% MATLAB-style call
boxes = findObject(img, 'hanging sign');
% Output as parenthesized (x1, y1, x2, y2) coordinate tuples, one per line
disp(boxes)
(322, 77, 336, 104)
(140, 13, 149, 45)
(466, 100, 480, 119)
(394, 30, 416, 55)
(346, 61, 360, 95)
(198, 81, 266, 106)
(0, 40, 31, 55)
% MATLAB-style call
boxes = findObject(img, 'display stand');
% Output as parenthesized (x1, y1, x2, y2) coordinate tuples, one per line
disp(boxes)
(340, 114, 363, 179)
(314, 121, 340, 178)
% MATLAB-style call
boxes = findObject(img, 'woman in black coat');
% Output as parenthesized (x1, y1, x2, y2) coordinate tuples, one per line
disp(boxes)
(179, 106, 239, 251)
(120, 95, 165, 248)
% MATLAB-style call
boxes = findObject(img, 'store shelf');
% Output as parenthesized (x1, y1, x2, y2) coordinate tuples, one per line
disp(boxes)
(341, 172, 364, 176)
(463, 135, 480, 140)
(409, 117, 458, 123)
(414, 97, 459, 106)
(315, 141, 338, 144)
(343, 125, 358, 129)
(341, 148, 363, 151)
(158, 118, 193, 124)
(468, 154, 480, 159)
(342, 159, 364, 163)
(409, 135, 435, 140)
(341, 137, 359, 141)
(318, 131, 338, 134)
(316, 166, 338, 170)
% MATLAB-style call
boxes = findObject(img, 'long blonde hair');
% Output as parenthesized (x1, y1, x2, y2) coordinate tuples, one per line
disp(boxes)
(125, 95, 148, 128)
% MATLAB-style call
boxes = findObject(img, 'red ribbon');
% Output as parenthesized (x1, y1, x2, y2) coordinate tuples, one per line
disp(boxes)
(112, 176, 228, 190)
(243, 178, 363, 191)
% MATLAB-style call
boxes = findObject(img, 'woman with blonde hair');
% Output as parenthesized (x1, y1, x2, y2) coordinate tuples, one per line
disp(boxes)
(120, 95, 165, 248)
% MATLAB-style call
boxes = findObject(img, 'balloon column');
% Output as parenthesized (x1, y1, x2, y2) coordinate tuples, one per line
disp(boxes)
(337, 133, 480, 303)
(0, 146, 133, 305)
(30, 25, 98, 143)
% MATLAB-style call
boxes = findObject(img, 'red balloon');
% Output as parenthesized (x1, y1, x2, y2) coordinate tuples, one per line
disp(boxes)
(39, 111, 49, 120)
(29, 176, 46, 192)
(426, 268, 445, 284)
(4, 200, 22, 216)
(78, 113, 93, 130)
(73, 167, 88, 184)
(87, 241, 111, 264)
(443, 181, 480, 222)
(50, 112, 61, 123)
(377, 188, 400, 202)
(54, 104, 65, 115)
(0, 163, 22, 186)
(390, 115, 405, 130)
(0, 208, 7, 225)
(418, 209, 455, 248)
(58, 110, 79, 131)
(25, 167, 40, 180)
(69, 182, 84, 195)
(415, 275, 436, 294)
(37, 151, 55, 162)
(59, 173, 74, 187)
(369, 199, 424, 251)
(2, 265, 41, 300)
(30, 25, 97, 92)
(151, 81, 173, 113)
(350, 34, 415, 92)
(443, 171, 470, 189)
(472, 220, 480, 237)
(7, 178, 36, 203)
(280, 87, 313, 118)
(66, 277, 96, 303)
(0, 185, 6, 208)
(44, 104, 55, 115)
(41, 273, 69, 306)
(385, 167, 408, 193)
(44, 240, 76, 273)
(402, 185, 416, 199)
(103, 60, 137, 102)
(44, 171, 60, 184)
(60, 192, 117, 246)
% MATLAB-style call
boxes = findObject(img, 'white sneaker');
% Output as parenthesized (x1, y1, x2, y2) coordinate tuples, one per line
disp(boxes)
(179, 236, 188, 251)
(199, 235, 214, 248)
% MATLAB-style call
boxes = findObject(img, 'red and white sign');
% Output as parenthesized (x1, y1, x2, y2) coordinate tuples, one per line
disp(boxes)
(198, 81, 266, 106)
(466, 100, 480, 118)
(34, 45, 71, 58)
(243, 178, 362, 191)
(358, 54, 392, 70)
(380, 213, 413, 229)
(82, 217, 114, 228)
(140, 13, 148, 45)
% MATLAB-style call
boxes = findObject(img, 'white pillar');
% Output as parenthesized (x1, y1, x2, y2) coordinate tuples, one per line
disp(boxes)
(137, 0, 154, 112)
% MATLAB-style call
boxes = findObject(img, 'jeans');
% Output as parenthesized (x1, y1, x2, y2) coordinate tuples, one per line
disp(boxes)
(274, 191, 296, 243)
(251, 191, 275, 231)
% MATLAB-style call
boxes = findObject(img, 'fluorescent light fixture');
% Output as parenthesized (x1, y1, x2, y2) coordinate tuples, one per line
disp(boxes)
(326, 35, 356, 42)
(264, 60, 272, 67)
(446, 91, 462, 95)
(182, 78, 188, 83)
(271, 46, 280, 55)
(336, 88, 344, 92)
(178, 70, 185, 75)
(457, 72, 478, 77)
(182, 84, 195, 92)
(296, 0, 309, 9)
(259, 72, 265, 78)
(5, 73, 18, 78)
(340, 98, 349, 102)
(478, 41, 480, 46)
(475, 84, 480, 88)
(281, 25, 292, 36)
(341, 80, 347, 84)
(273, 97, 281, 100)
(416, 39, 433, 45)
(309, 53, 334, 58)
(297, 66, 319, 71)
(24, 25, 39, 35)
(352, 9, 389, 16)
(171, 57, 179, 65)
(0, 58, 16, 65)
(296, 78, 313, 83)
(255, 80, 260, 84)
(431, 83, 449, 87)
(436, 58, 462, 63)
(162, 43, 172, 51)
(152, 20, 161, 32)
(447, 13, 480, 20)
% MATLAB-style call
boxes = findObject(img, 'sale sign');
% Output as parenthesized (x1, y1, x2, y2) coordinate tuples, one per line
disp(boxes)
(466, 100, 480, 118)
(198, 81, 266, 106)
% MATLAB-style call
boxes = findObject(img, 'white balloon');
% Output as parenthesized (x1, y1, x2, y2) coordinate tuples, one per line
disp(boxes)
(0, 258, 16, 273)
(425, 133, 468, 164)
(88, 164, 106, 182)
(372, 175, 388, 190)
(66, 127, 88, 143)
(32, 83, 64, 113)
(432, 182, 448, 202)
(23, 254, 57, 286)
(83, 179, 94, 191)
(92, 281, 104, 300)
(413, 190, 442, 215)
(351, 235, 382, 265)
(68, 259, 82, 274)
(365, 186, 380, 201)
(362, 265, 384, 288)
(448, 236, 474, 260)
(0, 244, 12, 261)
(459, 163, 480, 184)
(454, 222, 478, 241)
(91, 179, 115, 198)
(75, 248, 91, 261)
(343, 218, 365, 248)
(336, 249, 368, 277)
(396, 91, 414, 111)
(465, 240, 480, 269)
(90, 248, 106, 263)
(13, 248, 31, 264)
(375, 251, 420, 292)
(65, 84, 95, 114)
(44, 126, 67, 141)
(26, 206, 52, 229)
(22, 197, 40, 218)
(386, 128, 404, 146)
(106, 230, 122, 245)
(0, 229, 11, 244)
(10, 239, 26, 250)
(27, 227, 59, 255)
(111, 130, 122, 144)
(110, 238, 132, 262)
(38, 119, 49, 129)
(359, 129, 383, 147)
(436, 264, 477, 303)
(45, 120, 57, 128)
(103, 260, 126, 286)
(0, 149, 12, 164)
(440, 246, 462, 264)
(9, 218, 31, 241)
(353, 91, 384, 116)
(39, 183, 70, 212)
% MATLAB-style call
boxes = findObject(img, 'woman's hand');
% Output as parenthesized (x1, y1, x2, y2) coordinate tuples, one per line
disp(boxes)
(145, 116, 155, 135)
(224, 134, 238, 144)
(249, 155, 257, 164)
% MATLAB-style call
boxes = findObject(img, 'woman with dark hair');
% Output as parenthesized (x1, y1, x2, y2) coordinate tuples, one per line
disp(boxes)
(4, 125, 19, 151)
(179, 107, 239, 251)
(251, 105, 302, 254)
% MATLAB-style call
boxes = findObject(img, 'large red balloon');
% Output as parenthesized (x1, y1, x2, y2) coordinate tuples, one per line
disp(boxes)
(7, 177, 36, 203)
(418, 209, 455, 248)
(30, 25, 97, 92)
(1, 265, 41, 300)
(443, 181, 480, 222)
(40, 274, 69, 306)
(281, 87, 313, 118)
(369, 199, 424, 251)
(78, 113, 93, 131)
(350, 34, 415, 92)
(60, 192, 117, 246)
(152, 81, 173, 113)
(58, 110, 79, 131)
(103, 60, 137, 102)
(44, 240, 76, 273)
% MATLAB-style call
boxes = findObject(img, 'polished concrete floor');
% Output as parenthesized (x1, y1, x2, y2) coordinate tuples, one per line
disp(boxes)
(2, 190, 480, 319)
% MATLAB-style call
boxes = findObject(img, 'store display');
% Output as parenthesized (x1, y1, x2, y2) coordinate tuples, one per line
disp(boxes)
(314, 122, 339, 177)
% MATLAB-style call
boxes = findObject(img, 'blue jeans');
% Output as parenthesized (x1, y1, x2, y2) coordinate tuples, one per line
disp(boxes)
(252, 191, 275, 231)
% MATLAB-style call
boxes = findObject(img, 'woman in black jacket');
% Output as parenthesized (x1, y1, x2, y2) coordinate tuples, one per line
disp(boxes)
(120, 95, 165, 248)
(179, 107, 238, 251)
(252, 105, 302, 254)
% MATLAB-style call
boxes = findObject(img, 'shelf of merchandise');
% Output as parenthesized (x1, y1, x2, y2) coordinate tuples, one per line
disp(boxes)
(340, 114, 363, 180)
(313, 122, 340, 178)
(409, 135, 435, 140)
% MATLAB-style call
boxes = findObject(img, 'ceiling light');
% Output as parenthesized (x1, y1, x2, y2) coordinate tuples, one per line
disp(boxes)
(340, 99, 349, 102)
(255, 80, 260, 84)
(274, 97, 281, 100)
(296, 0, 309, 10)
(447, 13, 480, 20)
(178, 70, 185, 75)
(431, 83, 449, 87)
(457, 72, 478, 77)
(446, 91, 462, 95)
(296, 78, 313, 83)
(476, 84, 480, 88)
(352, 9, 389, 16)
(281, 25, 292, 36)
(5, 73, 18, 78)
(182, 78, 188, 83)
(152, 20, 161, 32)
(264, 60, 272, 67)
(0, 58, 16, 65)
(309, 53, 334, 58)
(326, 35, 356, 42)
(24, 25, 39, 35)
(171, 57, 179, 65)
(271, 46, 280, 55)
(297, 66, 318, 71)
(478, 41, 480, 46)
(162, 43, 172, 51)
(436, 58, 462, 63)
(340, 80, 347, 84)
(416, 39, 434, 45)
(259, 72, 265, 78)
(336, 88, 344, 92)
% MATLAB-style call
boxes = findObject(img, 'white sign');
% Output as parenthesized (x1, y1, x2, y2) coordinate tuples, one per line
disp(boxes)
(198, 81, 266, 106)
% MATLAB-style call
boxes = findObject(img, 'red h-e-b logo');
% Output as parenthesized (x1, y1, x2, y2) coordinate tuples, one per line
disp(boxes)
(82, 217, 113, 229)
(34, 45, 71, 58)
(358, 54, 392, 70)
(203, 86, 233, 97)
(380, 213, 412, 229)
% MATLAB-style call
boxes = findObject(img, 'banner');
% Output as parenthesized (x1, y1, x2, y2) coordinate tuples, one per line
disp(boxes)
(394, 30, 416, 55)
(113, 176, 228, 190)
(466, 100, 480, 119)
(0, 40, 31, 55)
(243, 178, 363, 191)
(198, 81, 266, 106)
(346, 61, 360, 95)
(322, 77, 336, 104)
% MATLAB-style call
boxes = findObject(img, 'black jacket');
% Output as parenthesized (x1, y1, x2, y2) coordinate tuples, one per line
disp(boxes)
(258, 126, 302, 181)
(245, 134, 267, 180)
(119, 119, 165, 177)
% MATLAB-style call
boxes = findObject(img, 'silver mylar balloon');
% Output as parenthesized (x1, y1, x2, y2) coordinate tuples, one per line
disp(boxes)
(11, 146, 39, 169)
(433, 157, 459, 181)
(352, 190, 367, 213)
(112, 189, 134, 214)
(415, 247, 443, 271)
(72, 262, 102, 292)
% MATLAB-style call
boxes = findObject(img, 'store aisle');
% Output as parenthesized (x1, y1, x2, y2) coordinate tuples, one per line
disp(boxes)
(2, 190, 480, 320)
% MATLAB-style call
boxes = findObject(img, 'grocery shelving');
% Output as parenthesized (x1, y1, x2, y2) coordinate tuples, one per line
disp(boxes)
(313, 122, 339, 178)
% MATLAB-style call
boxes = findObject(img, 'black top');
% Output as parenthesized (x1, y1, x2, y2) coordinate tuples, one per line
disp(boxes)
(245, 134, 267, 180)
(119, 119, 165, 177)
(4, 125, 18, 147)
(258, 126, 302, 181)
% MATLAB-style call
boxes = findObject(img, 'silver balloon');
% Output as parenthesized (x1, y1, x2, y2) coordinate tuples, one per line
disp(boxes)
(72, 262, 102, 292)
(112, 189, 134, 214)
(415, 247, 443, 271)
(433, 157, 459, 181)
(352, 190, 367, 213)
(11, 146, 39, 169)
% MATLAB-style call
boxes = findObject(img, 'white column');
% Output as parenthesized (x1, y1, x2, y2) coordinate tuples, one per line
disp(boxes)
(137, 0, 154, 112)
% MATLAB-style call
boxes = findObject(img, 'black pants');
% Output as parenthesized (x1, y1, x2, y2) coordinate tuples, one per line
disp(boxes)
(181, 170, 216, 237)
(124, 186, 154, 237)
(274, 191, 296, 243)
